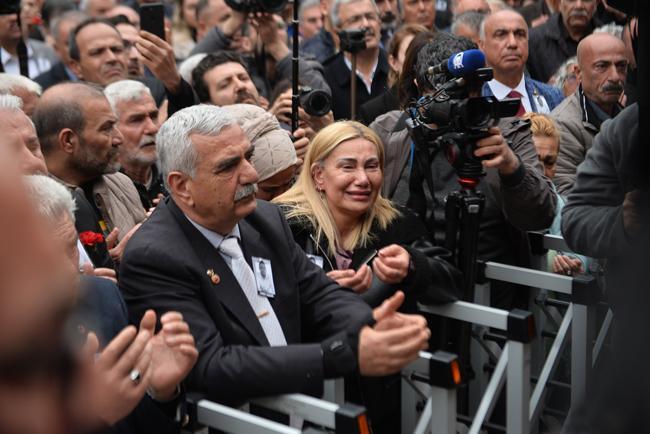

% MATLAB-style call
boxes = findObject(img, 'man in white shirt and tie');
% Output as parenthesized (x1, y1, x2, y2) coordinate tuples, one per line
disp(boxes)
(478, 9, 564, 115)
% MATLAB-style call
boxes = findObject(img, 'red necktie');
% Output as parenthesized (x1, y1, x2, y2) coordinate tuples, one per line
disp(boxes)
(506, 90, 526, 117)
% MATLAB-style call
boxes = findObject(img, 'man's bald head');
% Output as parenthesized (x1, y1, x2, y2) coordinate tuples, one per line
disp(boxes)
(34, 82, 106, 155)
(479, 9, 528, 83)
(576, 33, 628, 114)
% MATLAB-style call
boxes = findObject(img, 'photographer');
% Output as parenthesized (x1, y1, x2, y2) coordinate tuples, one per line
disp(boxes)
(324, 0, 389, 120)
(189, 7, 330, 100)
(372, 32, 556, 310)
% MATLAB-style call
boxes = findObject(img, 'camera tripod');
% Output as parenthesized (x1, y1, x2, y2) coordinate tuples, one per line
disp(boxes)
(442, 139, 486, 415)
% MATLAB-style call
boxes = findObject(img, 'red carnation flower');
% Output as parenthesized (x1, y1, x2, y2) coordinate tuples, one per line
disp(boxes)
(79, 231, 105, 247)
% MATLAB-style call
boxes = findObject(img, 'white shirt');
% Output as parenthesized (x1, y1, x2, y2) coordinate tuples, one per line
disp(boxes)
(487, 75, 532, 114)
(1, 43, 52, 78)
(343, 55, 378, 94)
(186, 217, 240, 262)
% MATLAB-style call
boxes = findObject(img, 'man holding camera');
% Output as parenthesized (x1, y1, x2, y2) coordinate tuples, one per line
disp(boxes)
(376, 32, 556, 310)
(324, 0, 388, 120)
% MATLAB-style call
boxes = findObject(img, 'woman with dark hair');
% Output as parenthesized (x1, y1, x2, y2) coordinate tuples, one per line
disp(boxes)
(274, 120, 460, 434)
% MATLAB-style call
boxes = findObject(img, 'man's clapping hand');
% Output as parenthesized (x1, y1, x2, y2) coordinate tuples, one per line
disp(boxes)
(358, 291, 430, 376)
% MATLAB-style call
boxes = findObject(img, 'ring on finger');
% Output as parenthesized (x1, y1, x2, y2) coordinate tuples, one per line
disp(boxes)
(129, 368, 141, 385)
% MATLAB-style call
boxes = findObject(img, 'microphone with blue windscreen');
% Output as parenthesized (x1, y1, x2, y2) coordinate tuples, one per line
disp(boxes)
(430, 49, 486, 77)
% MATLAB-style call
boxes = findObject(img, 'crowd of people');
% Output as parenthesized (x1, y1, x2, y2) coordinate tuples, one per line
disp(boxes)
(0, 0, 642, 432)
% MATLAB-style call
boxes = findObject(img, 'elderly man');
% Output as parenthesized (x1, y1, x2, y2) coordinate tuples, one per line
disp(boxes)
(551, 32, 627, 195)
(119, 104, 430, 409)
(0, 73, 42, 117)
(527, 0, 600, 83)
(23, 174, 198, 433)
(0, 94, 47, 174)
(479, 9, 564, 115)
(104, 80, 167, 210)
(0, 146, 77, 434)
(34, 82, 146, 268)
(324, 0, 389, 120)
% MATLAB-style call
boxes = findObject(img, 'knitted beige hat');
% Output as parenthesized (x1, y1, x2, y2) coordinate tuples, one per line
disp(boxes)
(228, 104, 299, 182)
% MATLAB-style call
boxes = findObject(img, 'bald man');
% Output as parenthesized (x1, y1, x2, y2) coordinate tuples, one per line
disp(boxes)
(34, 82, 145, 268)
(551, 32, 627, 195)
(480, 9, 563, 115)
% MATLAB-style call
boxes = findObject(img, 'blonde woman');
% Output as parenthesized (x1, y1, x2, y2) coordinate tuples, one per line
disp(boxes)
(274, 121, 460, 306)
(274, 120, 459, 434)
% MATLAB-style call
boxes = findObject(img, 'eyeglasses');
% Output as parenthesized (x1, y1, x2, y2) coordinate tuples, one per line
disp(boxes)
(340, 12, 379, 27)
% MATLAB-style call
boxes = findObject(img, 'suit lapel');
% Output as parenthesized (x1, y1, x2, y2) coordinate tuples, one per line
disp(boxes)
(166, 199, 270, 346)
(525, 79, 539, 112)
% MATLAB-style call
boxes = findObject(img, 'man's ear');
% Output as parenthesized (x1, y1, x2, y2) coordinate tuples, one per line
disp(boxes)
(59, 129, 78, 155)
(575, 64, 582, 83)
(168, 171, 194, 207)
(69, 59, 83, 80)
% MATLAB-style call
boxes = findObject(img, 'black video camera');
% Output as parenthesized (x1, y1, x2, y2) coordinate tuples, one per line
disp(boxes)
(0, 0, 20, 15)
(408, 59, 519, 180)
(299, 87, 331, 117)
(338, 28, 367, 54)
(225, 0, 286, 14)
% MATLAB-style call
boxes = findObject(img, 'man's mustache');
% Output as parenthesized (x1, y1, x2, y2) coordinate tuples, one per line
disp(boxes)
(602, 82, 624, 93)
(569, 9, 589, 18)
(234, 183, 258, 201)
(381, 11, 396, 23)
(138, 134, 156, 148)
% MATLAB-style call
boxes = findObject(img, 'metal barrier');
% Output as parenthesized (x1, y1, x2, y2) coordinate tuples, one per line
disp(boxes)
(181, 233, 612, 434)
(418, 302, 535, 434)
(401, 350, 462, 434)
(185, 392, 369, 434)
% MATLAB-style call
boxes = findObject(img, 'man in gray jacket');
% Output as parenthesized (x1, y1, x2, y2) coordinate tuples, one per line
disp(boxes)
(372, 32, 556, 310)
(551, 32, 627, 196)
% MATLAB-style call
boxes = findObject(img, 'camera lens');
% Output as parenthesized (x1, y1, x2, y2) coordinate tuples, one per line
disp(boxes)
(301, 90, 331, 117)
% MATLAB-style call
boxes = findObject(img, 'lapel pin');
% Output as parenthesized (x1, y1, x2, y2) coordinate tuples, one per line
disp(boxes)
(206, 269, 220, 284)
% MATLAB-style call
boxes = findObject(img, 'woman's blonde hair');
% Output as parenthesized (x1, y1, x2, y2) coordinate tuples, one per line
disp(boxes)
(274, 121, 398, 255)
(522, 112, 560, 142)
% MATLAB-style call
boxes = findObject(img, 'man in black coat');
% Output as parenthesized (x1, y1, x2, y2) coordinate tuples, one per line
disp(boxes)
(527, 0, 600, 83)
(324, 0, 389, 120)
(119, 104, 431, 407)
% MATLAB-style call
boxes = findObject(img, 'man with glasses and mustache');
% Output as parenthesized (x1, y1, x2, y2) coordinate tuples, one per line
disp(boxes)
(324, 0, 389, 120)
(551, 32, 627, 195)
(105, 80, 167, 210)
(527, 0, 601, 83)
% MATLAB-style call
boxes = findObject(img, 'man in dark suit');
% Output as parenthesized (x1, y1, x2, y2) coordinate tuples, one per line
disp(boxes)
(119, 104, 431, 406)
(479, 9, 564, 115)
(34, 10, 86, 90)
(324, 0, 389, 120)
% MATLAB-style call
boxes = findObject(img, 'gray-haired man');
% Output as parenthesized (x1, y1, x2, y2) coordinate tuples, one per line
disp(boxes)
(119, 104, 430, 409)
(105, 79, 167, 210)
